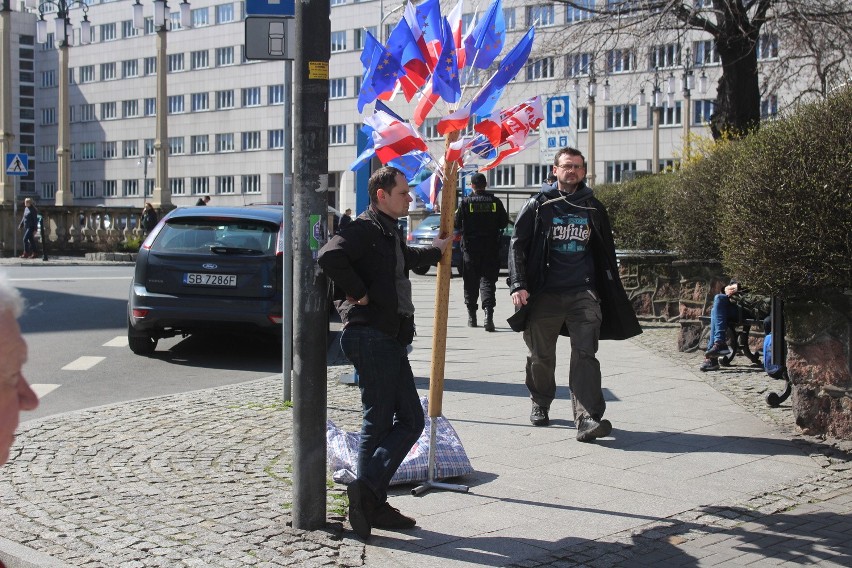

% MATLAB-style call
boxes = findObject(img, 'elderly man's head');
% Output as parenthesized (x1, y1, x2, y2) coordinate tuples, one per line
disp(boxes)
(0, 273, 39, 466)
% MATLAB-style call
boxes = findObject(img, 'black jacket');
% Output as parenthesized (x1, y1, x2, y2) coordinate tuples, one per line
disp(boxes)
(508, 185, 641, 341)
(318, 207, 442, 340)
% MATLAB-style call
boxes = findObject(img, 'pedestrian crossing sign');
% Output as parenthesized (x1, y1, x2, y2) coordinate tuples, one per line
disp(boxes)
(5, 153, 29, 176)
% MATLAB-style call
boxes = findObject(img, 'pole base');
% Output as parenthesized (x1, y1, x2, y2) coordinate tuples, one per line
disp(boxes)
(411, 480, 469, 497)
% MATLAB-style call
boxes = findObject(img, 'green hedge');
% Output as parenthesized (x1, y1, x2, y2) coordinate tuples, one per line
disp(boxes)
(595, 175, 671, 251)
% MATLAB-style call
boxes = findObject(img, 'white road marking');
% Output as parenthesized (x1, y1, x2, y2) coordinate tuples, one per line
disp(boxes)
(62, 356, 105, 371)
(7, 277, 132, 282)
(30, 384, 61, 399)
(103, 336, 129, 347)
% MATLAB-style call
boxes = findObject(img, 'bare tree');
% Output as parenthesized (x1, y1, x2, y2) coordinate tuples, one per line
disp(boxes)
(544, 1, 852, 138)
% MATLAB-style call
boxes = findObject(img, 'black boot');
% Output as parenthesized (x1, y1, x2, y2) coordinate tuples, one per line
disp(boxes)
(483, 308, 495, 332)
(467, 305, 478, 327)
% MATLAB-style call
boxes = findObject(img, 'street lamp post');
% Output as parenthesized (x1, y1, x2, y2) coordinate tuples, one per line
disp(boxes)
(137, 155, 153, 205)
(132, 0, 190, 210)
(679, 46, 707, 161)
(640, 68, 664, 174)
(32, 0, 92, 206)
(1, 0, 15, 204)
(573, 61, 606, 187)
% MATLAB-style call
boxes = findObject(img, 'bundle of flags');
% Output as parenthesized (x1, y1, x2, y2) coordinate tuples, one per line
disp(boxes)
(350, 0, 540, 207)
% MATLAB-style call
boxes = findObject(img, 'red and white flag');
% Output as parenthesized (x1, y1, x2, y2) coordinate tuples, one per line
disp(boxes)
(444, 137, 467, 166)
(364, 111, 428, 163)
(437, 104, 471, 136)
(474, 96, 543, 148)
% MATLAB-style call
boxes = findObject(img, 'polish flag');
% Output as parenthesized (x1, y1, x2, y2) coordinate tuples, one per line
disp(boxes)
(437, 104, 471, 136)
(364, 112, 428, 163)
(413, 83, 441, 126)
(444, 137, 467, 166)
(446, 0, 470, 69)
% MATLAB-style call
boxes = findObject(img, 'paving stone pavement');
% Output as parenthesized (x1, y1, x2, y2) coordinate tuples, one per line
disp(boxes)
(1, 260, 850, 567)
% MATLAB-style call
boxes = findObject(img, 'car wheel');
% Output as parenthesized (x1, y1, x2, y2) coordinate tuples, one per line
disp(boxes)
(412, 265, 430, 275)
(128, 321, 158, 355)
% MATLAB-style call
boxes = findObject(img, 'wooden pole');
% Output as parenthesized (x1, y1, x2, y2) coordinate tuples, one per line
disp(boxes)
(427, 130, 460, 418)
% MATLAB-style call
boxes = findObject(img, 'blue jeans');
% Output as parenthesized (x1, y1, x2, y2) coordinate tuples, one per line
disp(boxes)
(340, 325, 424, 502)
(708, 294, 740, 348)
(22, 227, 36, 255)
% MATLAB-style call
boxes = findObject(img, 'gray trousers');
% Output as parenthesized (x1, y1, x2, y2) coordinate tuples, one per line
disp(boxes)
(523, 289, 605, 421)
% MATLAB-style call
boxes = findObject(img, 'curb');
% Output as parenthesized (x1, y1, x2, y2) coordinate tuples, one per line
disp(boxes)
(0, 537, 74, 568)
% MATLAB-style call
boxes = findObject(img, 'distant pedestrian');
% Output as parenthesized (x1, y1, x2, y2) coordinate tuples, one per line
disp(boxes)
(318, 166, 450, 540)
(195, 195, 210, 206)
(454, 172, 509, 331)
(0, 272, 40, 466)
(542, 173, 557, 189)
(142, 202, 159, 236)
(339, 208, 353, 232)
(18, 198, 39, 259)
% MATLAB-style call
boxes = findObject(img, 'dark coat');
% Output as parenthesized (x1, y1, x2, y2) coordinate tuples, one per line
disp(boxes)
(508, 185, 641, 341)
(142, 209, 159, 234)
(318, 206, 442, 340)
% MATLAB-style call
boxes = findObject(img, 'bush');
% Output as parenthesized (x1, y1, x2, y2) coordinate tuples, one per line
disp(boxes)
(595, 174, 673, 251)
(118, 237, 142, 253)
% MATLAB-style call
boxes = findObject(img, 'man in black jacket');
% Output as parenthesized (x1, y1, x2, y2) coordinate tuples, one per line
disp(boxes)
(318, 166, 450, 539)
(454, 172, 509, 331)
(508, 148, 641, 441)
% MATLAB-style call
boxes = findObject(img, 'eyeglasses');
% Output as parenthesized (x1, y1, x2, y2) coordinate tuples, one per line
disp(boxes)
(556, 163, 585, 171)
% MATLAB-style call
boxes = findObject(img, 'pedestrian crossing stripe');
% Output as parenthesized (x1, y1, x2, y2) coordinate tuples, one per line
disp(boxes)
(5, 153, 29, 176)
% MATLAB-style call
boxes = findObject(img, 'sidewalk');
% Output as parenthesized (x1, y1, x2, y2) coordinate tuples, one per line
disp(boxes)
(1, 269, 850, 567)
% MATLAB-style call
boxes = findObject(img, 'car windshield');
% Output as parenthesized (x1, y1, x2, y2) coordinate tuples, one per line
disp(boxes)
(153, 219, 278, 254)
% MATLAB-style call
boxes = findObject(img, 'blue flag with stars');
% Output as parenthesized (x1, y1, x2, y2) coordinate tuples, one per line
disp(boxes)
(464, 0, 506, 70)
(358, 31, 403, 112)
(432, 18, 461, 104)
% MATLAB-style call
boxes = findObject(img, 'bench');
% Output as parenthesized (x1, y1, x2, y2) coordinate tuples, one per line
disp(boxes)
(698, 314, 765, 367)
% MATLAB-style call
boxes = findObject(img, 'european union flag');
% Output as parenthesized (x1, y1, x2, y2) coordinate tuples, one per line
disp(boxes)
(470, 27, 535, 117)
(432, 18, 461, 104)
(358, 31, 403, 112)
(464, 0, 505, 69)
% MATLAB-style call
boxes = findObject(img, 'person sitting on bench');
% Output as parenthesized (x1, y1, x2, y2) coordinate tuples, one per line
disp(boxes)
(700, 281, 769, 372)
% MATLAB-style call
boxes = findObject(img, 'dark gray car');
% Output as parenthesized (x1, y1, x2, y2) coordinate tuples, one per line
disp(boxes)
(127, 206, 283, 355)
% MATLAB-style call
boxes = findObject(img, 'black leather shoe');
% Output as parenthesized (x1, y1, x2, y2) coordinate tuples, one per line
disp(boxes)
(483, 309, 495, 332)
(576, 417, 613, 442)
(530, 403, 549, 426)
(347, 480, 376, 539)
(371, 502, 416, 530)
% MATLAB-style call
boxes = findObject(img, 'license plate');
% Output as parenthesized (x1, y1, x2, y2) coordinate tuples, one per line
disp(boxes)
(183, 273, 237, 287)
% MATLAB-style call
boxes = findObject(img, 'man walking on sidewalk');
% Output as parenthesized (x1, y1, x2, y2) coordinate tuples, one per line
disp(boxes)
(455, 172, 509, 331)
(318, 166, 450, 539)
(508, 147, 641, 441)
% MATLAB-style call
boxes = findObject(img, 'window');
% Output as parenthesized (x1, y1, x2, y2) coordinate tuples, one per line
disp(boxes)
(216, 47, 234, 66)
(606, 0, 642, 12)
(101, 102, 116, 119)
(268, 85, 285, 104)
(123, 140, 139, 158)
(488, 165, 515, 188)
(566, 0, 593, 22)
(215, 133, 234, 152)
(122, 59, 138, 78)
(526, 57, 555, 81)
(100, 62, 116, 81)
(242, 175, 261, 194)
(216, 4, 234, 24)
(605, 161, 637, 183)
(422, 118, 441, 140)
(191, 93, 209, 112)
(606, 49, 635, 73)
(216, 176, 235, 194)
(170, 178, 186, 195)
(122, 20, 139, 38)
(144, 17, 155, 35)
(170, 12, 184, 31)
(190, 50, 209, 70)
(242, 87, 261, 107)
(69, 107, 75, 123)
(460, 67, 480, 86)
(40, 70, 55, 87)
(577, 107, 588, 131)
(191, 135, 209, 154)
(242, 131, 261, 150)
(143, 139, 155, 157)
(329, 78, 347, 99)
(144, 57, 156, 75)
(503, 8, 516, 30)
(660, 101, 682, 126)
(355, 27, 376, 50)
(103, 180, 117, 197)
(693, 40, 720, 66)
(123, 179, 139, 197)
(329, 125, 347, 145)
(168, 53, 184, 72)
(566, 52, 592, 77)
(168, 95, 185, 114)
(169, 136, 185, 155)
(100, 23, 117, 42)
(525, 164, 551, 187)
(191, 8, 209, 27)
(605, 104, 638, 129)
(102, 141, 117, 159)
(144, 178, 154, 198)
(693, 99, 714, 124)
(122, 99, 139, 118)
(331, 30, 347, 53)
(144, 98, 156, 116)
(268, 129, 285, 149)
(649, 44, 680, 70)
(80, 65, 95, 83)
(191, 176, 209, 195)
(761, 95, 778, 119)
(40, 145, 56, 162)
(757, 34, 778, 60)
(216, 90, 235, 109)
(331, 0, 346, 5)
(527, 5, 555, 27)
(80, 181, 96, 198)
(41, 182, 56, 200)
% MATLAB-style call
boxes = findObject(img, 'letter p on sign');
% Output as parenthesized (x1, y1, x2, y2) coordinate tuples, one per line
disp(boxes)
(546, 96, 571, 129)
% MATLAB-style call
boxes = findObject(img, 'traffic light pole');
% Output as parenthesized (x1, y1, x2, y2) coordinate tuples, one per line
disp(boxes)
(291, 0, 330, 530)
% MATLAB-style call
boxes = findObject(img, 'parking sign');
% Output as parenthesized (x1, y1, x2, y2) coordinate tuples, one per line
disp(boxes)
(539, 95, 577, 166)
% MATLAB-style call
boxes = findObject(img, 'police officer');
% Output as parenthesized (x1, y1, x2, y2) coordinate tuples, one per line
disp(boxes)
(454, 172, 509, 331)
